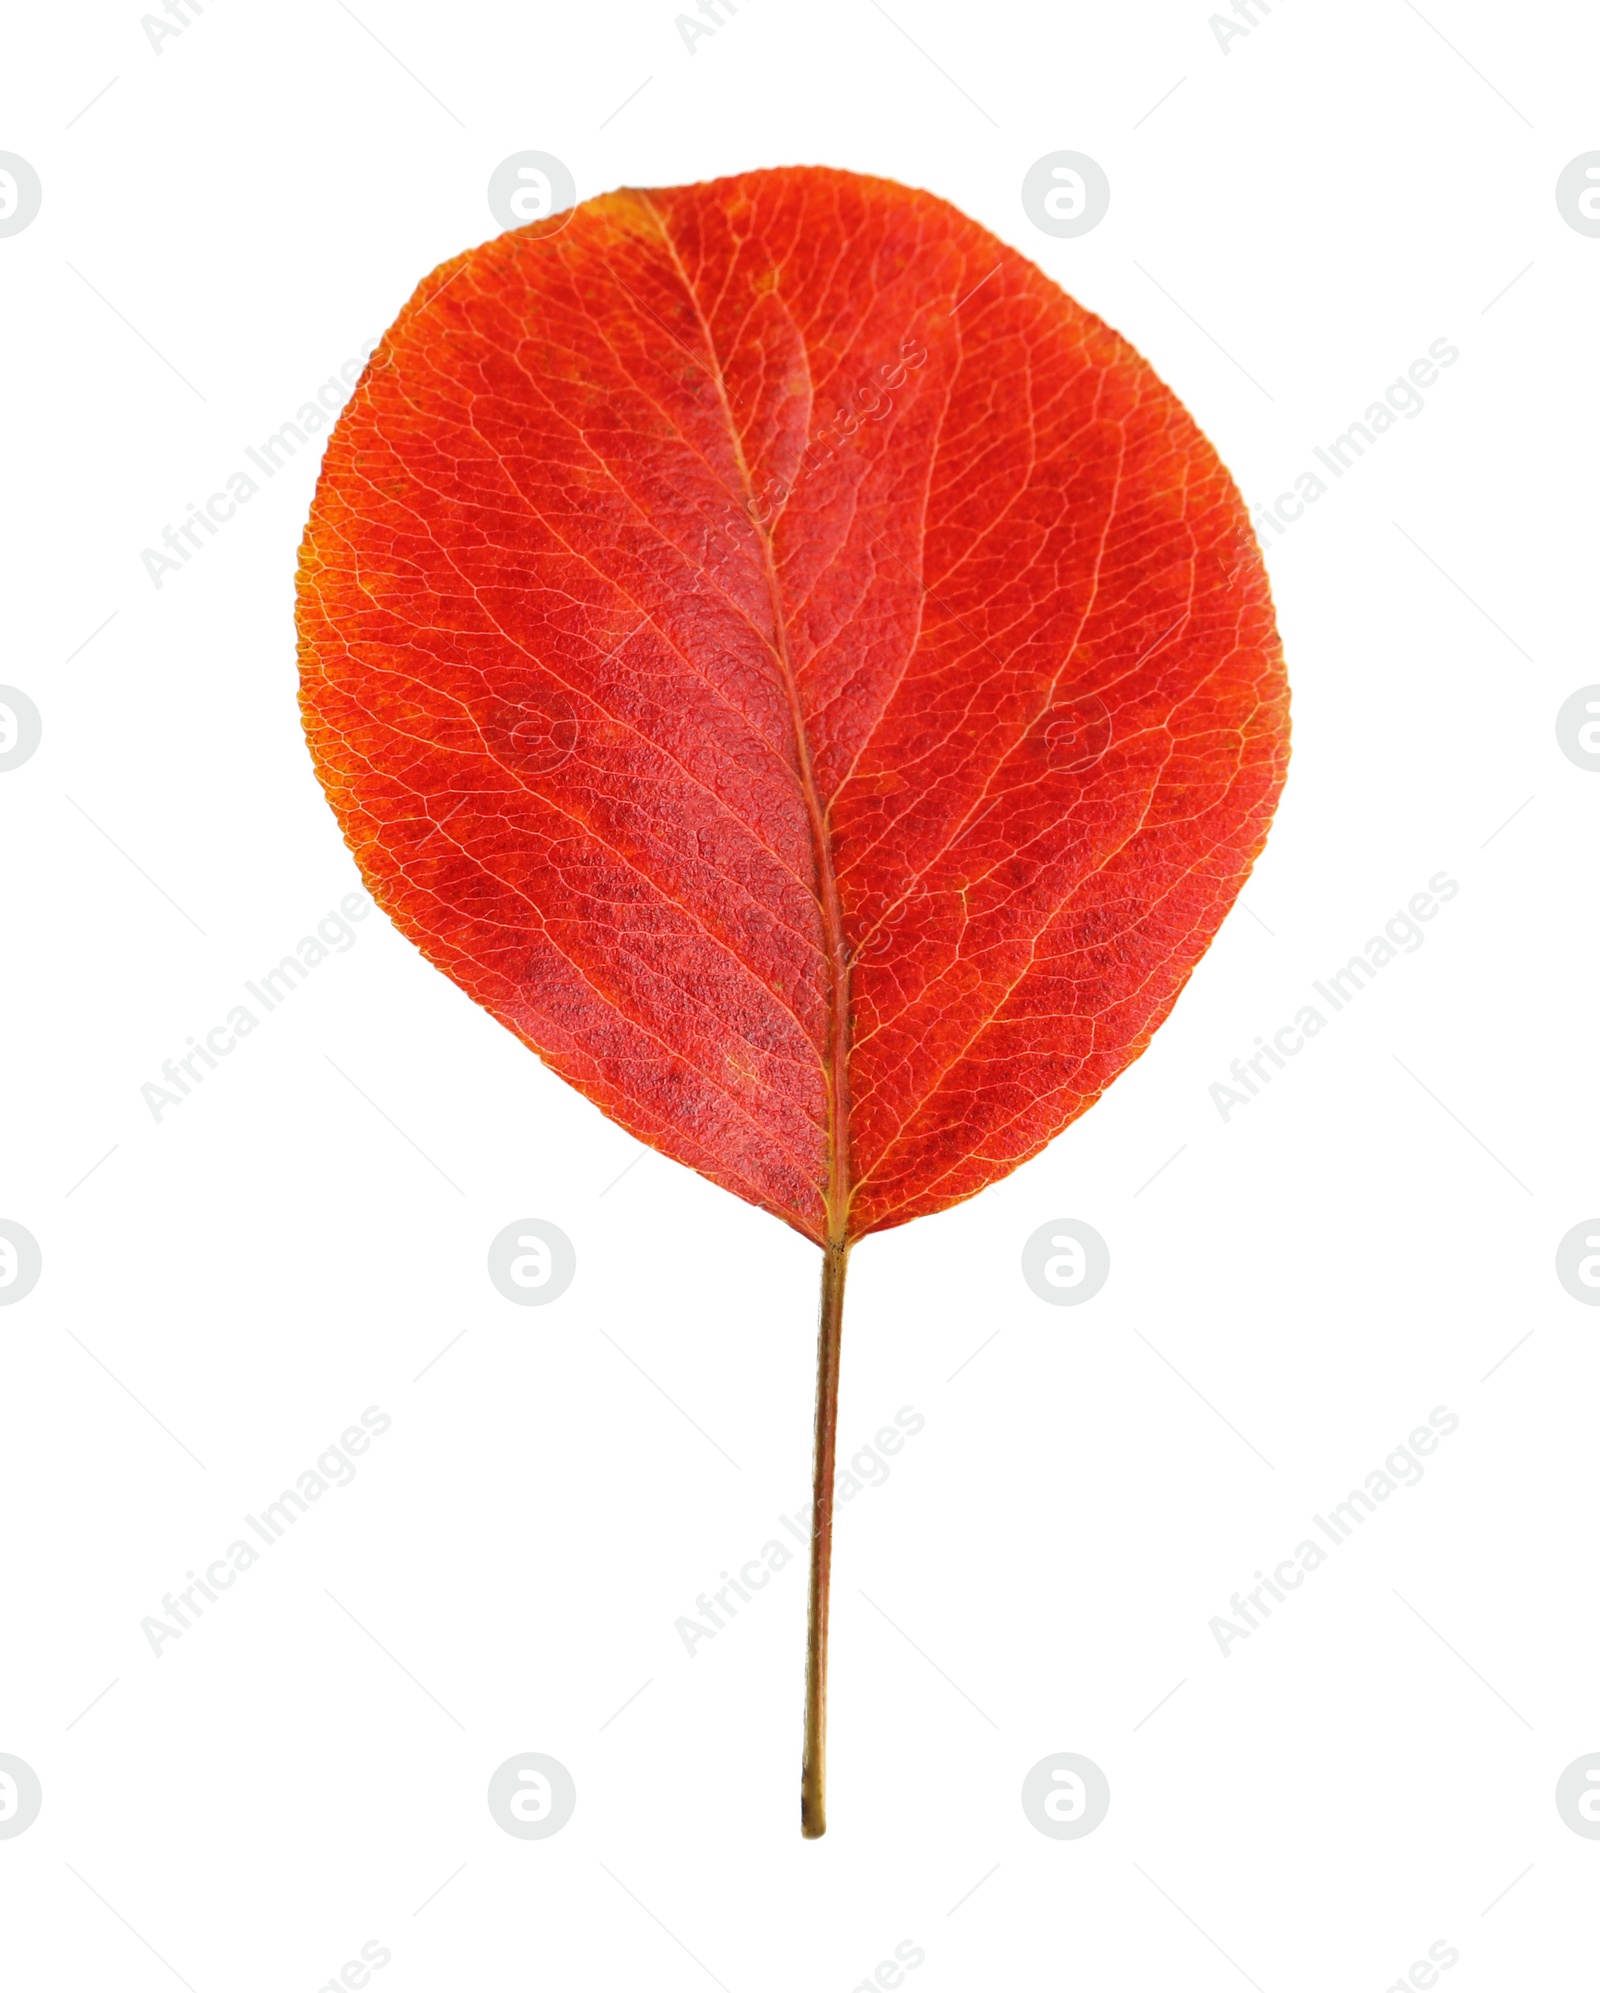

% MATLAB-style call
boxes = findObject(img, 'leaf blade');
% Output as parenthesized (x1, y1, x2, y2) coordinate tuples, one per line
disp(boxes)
(297, 166, 1288, 1243)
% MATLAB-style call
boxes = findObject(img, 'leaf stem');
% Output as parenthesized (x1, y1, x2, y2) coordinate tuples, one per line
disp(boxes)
(801, 1233, 850, 1838)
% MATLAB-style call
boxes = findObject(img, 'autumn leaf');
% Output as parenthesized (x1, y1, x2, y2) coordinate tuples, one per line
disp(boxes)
(296, 165, 1290, 1834)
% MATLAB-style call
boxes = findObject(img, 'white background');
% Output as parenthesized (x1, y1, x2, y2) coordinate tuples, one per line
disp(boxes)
(2, 1, 1596, 1987)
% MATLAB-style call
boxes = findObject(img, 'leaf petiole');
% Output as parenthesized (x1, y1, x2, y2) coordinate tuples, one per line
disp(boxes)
(801, 1234, 850, 1838)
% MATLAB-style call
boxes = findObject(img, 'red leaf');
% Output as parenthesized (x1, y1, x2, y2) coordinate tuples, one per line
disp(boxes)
(296, 166, 1289, 1832)
(298, 165, 1288, 1246)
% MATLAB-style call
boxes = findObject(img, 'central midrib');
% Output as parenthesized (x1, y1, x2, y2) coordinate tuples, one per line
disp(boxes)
(638, 196, 853, 1245)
